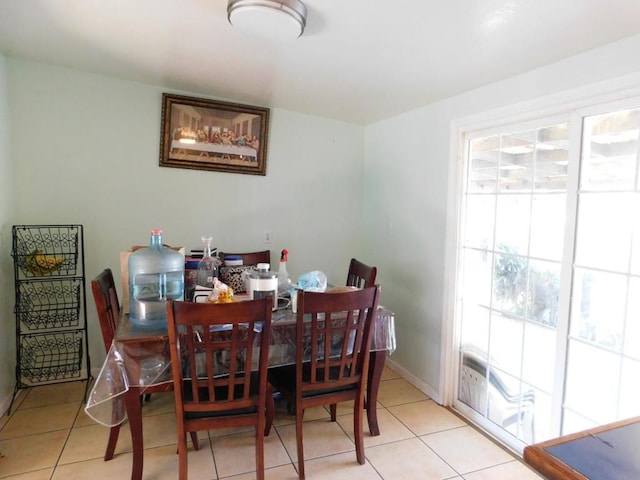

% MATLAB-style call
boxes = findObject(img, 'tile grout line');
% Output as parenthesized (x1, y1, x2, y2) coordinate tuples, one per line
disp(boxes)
(6, 370, 542, 479)
(415, 427, 469, 479)
(48, 398, 87, 480)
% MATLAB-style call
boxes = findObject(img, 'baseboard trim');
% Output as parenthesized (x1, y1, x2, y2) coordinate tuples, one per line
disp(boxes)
(385, 357, 442, 404)
(0, 387, 23, 417)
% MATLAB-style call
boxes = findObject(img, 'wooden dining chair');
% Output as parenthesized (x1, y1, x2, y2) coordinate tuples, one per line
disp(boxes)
(219, 250, 271, 266)
(218, 251, 273, 295)
(91, 268, 198, 461)
(346, 258, 378, 422)
(267, 286, 381, 480)
(346, 258, 377, 289)
(166, 297, 275, 480)
(91, 268, 129, 461)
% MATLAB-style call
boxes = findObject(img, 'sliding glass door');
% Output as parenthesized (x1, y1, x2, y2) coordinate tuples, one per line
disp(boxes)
(453, 102, 640, 452)
(564, 107, 640, 433)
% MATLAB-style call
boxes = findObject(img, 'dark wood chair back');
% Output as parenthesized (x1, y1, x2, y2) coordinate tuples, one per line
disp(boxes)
(166, 297, 274, 480)
(91, 268, 199, 462)
(346, 258, 377, 289)
(220, 250, 271, 266)
(91, 268, 126, 461)
(296, 286, 380, 401)
(268, 285, 381, 479)
(91, 268, 120, 352)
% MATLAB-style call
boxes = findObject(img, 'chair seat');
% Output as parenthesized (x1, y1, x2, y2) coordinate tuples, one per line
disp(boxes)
(269, 364, 356, 399)
(185, 405, 259, 419)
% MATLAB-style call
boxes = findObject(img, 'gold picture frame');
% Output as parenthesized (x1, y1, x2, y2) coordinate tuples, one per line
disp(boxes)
(159, 93, 270, 176)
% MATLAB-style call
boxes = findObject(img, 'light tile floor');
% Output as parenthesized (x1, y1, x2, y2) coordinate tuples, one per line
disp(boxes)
(0, 367, 544, 479)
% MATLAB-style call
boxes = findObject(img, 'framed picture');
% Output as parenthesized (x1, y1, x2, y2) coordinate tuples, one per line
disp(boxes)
(159, 93, 270, 176)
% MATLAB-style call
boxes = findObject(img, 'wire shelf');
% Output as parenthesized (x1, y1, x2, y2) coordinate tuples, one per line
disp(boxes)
(16, 279, 82, 330)
(12, 225, 81, 277)
(19, 331, 84, 384)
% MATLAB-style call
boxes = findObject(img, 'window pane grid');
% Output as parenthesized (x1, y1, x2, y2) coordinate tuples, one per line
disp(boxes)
(456, 103, 640, 453)
(458, 122, 569, 446)
(564, 107, 640, 434)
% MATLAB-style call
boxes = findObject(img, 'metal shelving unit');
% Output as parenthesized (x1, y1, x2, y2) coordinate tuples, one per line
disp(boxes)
(9, 224, 91, 413)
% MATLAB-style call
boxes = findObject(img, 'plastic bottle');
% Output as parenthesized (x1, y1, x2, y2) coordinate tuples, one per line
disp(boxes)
(249, 263, 278, 311)
(278, 248, 291, 293)
(196, 236, 217, 288)
(129, 229, 184, 328)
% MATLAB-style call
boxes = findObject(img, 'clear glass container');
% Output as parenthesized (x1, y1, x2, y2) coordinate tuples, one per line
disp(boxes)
(196, 236, 217, 289)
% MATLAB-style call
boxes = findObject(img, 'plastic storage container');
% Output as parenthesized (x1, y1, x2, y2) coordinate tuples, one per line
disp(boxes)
(224, 255, 243, 266)
(129, 229, 184, 328)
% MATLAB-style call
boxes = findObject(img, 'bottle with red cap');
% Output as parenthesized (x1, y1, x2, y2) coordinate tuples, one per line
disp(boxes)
(278, 248, 291, 294)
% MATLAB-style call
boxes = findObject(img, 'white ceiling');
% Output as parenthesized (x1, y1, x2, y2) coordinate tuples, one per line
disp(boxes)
(1, 0, 640, 125)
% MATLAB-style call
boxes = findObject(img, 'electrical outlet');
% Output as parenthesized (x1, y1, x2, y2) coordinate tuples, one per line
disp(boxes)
(264, 230, 273, 243)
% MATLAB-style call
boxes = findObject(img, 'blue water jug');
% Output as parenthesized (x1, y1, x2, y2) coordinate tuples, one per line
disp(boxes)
(129, 229, 184, 328)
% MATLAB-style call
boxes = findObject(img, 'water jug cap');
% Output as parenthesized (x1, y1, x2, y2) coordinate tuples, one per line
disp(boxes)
(256, 263, 270, 271)
(151, 229, 163, 235)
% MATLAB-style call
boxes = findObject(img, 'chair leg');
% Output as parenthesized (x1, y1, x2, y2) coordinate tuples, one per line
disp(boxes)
(190, 432, 200, 450)
(104, 424, 121, 461)
(354, 399, 365, 464)
(175, 432, 200, 454)
(178, 432, 188, 480)
(265, 385, 275, 436)
(295, 407, 305, 480)
(330, 403, 337, 422)
(256, 413, 266, 480)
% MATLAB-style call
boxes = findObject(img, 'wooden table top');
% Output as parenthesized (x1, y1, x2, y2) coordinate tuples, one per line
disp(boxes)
(523, 416, 640, 480)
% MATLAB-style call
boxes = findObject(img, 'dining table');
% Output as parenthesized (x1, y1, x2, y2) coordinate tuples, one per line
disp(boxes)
(85, 298, 396, 480)
(523, 416, 640, 480)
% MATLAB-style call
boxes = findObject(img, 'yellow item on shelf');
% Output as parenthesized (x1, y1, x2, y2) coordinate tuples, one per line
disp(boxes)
(24, 250, 64, 275)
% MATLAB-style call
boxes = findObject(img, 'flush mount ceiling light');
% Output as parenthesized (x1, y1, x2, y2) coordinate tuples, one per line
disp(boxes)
(227, 0, 307, 40)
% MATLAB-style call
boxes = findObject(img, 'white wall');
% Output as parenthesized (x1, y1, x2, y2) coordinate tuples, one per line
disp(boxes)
(0, 53, 16, 413)
(364, 33, 640, 402)
(3, 59, 365, 403)
(5, 33, 640, 411)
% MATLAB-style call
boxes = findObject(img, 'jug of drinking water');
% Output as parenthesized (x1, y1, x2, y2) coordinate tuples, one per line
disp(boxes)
(129, 229, 184, 328)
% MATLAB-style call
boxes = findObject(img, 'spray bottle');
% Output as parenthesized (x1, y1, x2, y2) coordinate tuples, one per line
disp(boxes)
(278, 248, 291, 294)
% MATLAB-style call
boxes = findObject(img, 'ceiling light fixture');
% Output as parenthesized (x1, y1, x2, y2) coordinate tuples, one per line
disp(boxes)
(227, 0, 307, 40)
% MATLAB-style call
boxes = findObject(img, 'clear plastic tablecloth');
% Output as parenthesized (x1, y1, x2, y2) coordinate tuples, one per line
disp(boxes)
(85, 305, 395, 427)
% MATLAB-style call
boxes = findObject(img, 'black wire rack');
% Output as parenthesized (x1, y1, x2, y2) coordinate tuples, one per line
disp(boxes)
(19, 331, 84, 384)
(9, 224, 91, 414)
(12, 225, 80, 278)
(15, 279, 82, 330)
